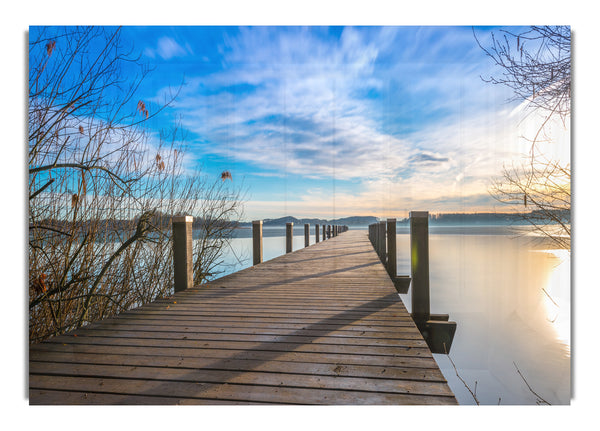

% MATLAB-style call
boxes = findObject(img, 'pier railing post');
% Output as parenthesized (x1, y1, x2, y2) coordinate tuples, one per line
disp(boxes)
(315, 224, 320, 243)
(327, 225, 331, 239)
(409, 210, 457, 354)
(173, 215, 193, 292)
(252, 220, 263, 265)
(322, 224, 326, 241)
(286, 222, 293, 253)
(377, 221, 386, 263)
(304, 223, 309, 247)
(410, 211, 430, 323)
(386, 218, 397, 278)
(372, 223, 375, 244)
(372, 223, 377, 250)
(373, 223, 378, 255)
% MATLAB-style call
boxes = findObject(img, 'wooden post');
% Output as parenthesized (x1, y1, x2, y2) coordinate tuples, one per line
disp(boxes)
(374, 222, 380, 258)
(410, 211, 430, 323)
(372, 223, 377, 250)
(173, 215, 193, 292)
(377, 221, 386, 263)
(252, 220, 263, 265)
(327, 225, 331, 239)
(386, 218, 397, 278)
(315, 224, 320, 243)
(304, 223, 309, 247)
(322, 224, 326, 241)
(286, 222, 293, 253)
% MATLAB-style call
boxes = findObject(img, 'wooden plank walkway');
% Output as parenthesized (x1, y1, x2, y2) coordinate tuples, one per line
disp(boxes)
(29, 230, 457, 405)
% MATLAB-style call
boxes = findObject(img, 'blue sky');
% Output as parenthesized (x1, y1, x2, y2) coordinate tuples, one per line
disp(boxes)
(115, 26, 570, 219)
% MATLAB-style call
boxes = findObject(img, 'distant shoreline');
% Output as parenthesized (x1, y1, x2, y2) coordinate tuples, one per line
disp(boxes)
(236, 210, 569, 227)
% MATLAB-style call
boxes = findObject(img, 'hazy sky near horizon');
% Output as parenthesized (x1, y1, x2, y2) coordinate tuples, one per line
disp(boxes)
(118, 26, 569, 219)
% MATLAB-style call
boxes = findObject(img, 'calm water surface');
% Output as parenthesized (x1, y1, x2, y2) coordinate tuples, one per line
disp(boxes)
(206, 225, 571, 405)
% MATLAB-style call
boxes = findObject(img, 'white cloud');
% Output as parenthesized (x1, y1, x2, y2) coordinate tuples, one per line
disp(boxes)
(144, 36, 192, 60)
(173, 27, 407, 179)
(151, 27, 570, 218)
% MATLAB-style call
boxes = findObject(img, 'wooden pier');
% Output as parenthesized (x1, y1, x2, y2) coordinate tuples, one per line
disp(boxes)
(29, 228, 457, 405)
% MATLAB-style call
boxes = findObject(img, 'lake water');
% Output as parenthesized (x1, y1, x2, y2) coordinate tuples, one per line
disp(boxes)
(206, 225, 571, 405)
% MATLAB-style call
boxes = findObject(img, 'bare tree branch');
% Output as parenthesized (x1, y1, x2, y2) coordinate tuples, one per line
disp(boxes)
(477, 26, 571, 250)
(28, 26, 245, 342)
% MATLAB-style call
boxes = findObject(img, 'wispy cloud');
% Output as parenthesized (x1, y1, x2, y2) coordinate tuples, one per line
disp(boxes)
(173, 27, 414, 179)
(144, 36, 192, 60)
(137, 26, 568, 218)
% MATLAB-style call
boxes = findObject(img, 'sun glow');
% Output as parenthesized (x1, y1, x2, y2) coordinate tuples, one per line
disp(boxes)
(541, 249, 571, 356)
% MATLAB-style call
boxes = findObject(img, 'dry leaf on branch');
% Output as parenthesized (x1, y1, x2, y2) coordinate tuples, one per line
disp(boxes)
(31, 273, 48, 294)
(46, 41, 56, 56)
(156, 154, 165, 171)
(137, 100, 149, 119)
(221, 171, 232, 181)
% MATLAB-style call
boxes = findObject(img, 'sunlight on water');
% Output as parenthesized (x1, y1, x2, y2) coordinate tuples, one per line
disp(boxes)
(536, 249, 571, 356)
(403, 231, 571, 405)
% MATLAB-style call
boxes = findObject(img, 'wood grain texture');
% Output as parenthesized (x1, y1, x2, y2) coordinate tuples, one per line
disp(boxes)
(29, 230, 457, 405)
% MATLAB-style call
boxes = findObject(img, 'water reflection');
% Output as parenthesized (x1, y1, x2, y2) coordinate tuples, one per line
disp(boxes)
(207, 225, 571, 405)
(398, 231, 571, 405)
(538, 249, 571, 354)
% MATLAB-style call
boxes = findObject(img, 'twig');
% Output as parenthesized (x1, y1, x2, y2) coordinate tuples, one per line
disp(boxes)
(513, 362, 551, 405)
(444, 342, 480, 405)
(542, 288, 560, 308)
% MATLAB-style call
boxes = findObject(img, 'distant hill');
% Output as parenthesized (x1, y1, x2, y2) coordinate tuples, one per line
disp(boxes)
(263, 216, 300, 226)
(330, 216, 378, 226)
(397, 210, 570, 225)
(240, 216, 378, 227)
(239, 211, 569, 227)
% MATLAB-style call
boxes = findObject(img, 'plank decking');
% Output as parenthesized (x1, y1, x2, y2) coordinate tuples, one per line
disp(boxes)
(29, 230, 457, 405)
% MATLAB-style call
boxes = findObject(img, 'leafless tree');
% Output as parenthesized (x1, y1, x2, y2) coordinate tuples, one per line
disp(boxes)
(475, 26, 571, 249)
(477, 26, 570, 121)
(29, 26, 244, 342)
